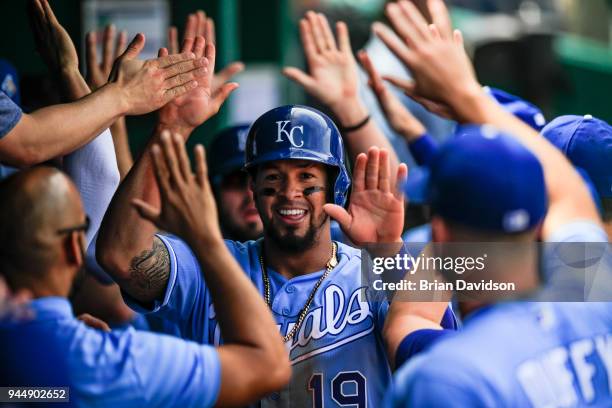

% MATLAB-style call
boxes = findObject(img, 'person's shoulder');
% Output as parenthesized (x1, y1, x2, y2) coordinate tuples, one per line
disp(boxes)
(546, 221, 608, 243)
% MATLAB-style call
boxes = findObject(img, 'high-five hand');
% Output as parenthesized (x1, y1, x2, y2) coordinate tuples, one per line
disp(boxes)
(324, 147, 407, 245)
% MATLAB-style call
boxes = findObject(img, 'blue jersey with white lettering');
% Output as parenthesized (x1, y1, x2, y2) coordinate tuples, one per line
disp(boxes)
(385, 302, 612, 407)
(126, 236, 392, 407)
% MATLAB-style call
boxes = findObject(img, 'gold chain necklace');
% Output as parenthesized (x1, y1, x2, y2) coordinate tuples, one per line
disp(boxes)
(260, 241, 338, 343)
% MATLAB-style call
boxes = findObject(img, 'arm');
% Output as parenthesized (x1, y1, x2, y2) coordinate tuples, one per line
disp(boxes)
(97, 28, 238, 304)
(0, 1, 207, 168)
(132, 133, 290, 405)
(283, 11, 400, 179)
(86, 25, 134, 179)
(376, 0, 601, 238)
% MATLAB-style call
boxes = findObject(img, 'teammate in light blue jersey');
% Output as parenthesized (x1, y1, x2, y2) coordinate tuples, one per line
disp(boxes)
(375, 1, 611, 406)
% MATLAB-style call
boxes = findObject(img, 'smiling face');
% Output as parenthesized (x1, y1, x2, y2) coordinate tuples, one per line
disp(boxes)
(251, 160, 330, 253)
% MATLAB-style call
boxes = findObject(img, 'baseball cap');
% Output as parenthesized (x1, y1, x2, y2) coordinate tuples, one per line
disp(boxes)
(429, 125, 547, 233)
(541, 115, 612, 198)
(484, 87, 546, 131)
(0, 59, 20, 106)
(207, 124, 251, 185)
(404, 166, 430, 205)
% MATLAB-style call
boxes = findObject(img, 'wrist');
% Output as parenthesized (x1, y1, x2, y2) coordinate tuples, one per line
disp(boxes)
(102, 82, 131, 117)
(331, 98, 369, 128)
(451, 85, 491, 124)
(186, 231, 225, 254)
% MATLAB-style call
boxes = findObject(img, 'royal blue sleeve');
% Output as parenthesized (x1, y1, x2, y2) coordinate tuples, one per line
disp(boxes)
(394, 329, 453, 368)
(408, 134, 439, 167)
(0, 91, 22, 139)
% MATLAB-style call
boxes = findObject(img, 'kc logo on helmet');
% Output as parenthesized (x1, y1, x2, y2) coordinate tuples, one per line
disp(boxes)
(276, 121, 304, 148)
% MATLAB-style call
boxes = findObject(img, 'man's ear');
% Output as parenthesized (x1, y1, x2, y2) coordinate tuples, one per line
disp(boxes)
(63, 232, 84, 267)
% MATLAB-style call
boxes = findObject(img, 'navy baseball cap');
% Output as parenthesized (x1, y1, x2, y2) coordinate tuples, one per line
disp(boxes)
(208, 124, 251, 184)
(0, 59, 20, 106)
(429, 125, 548, 233)
(541, 115, 612, 199)
(485, 87, 546, 131)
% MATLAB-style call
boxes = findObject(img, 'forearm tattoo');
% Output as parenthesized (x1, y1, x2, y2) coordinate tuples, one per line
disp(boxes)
(126, 237, 170, 303)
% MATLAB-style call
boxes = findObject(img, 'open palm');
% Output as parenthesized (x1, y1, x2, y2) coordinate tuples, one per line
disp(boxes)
(324, 147, 407, 245)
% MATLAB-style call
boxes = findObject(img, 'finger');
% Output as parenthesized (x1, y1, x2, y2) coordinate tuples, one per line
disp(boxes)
(373, 22, 416, 67)
(160, 131, 183, 187)
(132, 199, 162, 226)
(365, 146, 381, 191)
(163, 67, 207, 89)
(206, 17, 216, 44)
(352, 153, 367, 192)
(385, 2, 419, 48)
(115, 30, 128, 58)
(150, 142, 172, 196)
(168, 26, 179, 54)
(163, 80, 199, 102)
(181, 37, 195, 55)
(192, 35, 205, 58)
(210, 82, 240, 113)
(299, 18, 319, 66)
(183, 13, 197, 41)
(205, 41, 217, 75)
(216, 61, 245, 83)
(196, 10, 207, 37)
(383, 75, 416, 94)
(428, 24, 441, 40)
(306, 11, 327, 53)
(156, 51, 198, 69)
(172, 133, 192, 181)
(398, 0, 431, 40)
(158, 47, 168, 58)
(121, 33, 146, 60)
(323, 204, 353, 230)
(77, 314, 111, 332)
(26, 0, 46, 44)
(317, 13, 337, 51)
(454, 29, 464, 47)
(85, 31, 98, 75)
(282, 67, 316, 91)
(428, 0, 453, 39)
(41, 0, 60, 25)
(378, 149, 391, 193)
(194, 144, 208, 187)
(336, 21, 352, 54)
(102, 24, 116, 73)
(394, 163, 409, 200)
(358, 51, 385, 94)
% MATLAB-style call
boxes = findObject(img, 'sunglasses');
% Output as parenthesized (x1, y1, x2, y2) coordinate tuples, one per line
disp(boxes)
(56, 215, 91, 235)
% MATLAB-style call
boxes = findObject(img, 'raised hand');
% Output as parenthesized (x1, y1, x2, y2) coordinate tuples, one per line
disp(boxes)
(284, 11, 366, 126)
(107, 33, 209, 116)
(357, 50, 426, 141)
(159, 12, 239, 136)
(86, 25, 128, 91)
(324, 147, 407, 245)
(27, 0, 78, 74)
(132, 131, 223, 246)
(373, 0, 481, 122)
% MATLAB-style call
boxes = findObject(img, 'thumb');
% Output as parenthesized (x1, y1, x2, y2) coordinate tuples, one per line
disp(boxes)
(131, 199, 161, 225)
(216, 61, 245, 82)
(283, 67, 316, 90)
(122, 33, 146, 60)
(323, 204, 352, 231)
(211, 82, 240, 110)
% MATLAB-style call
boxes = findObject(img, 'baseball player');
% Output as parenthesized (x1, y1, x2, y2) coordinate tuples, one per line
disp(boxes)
(208, 124, 263, 242)
(371, 1, 611, 405)
(0, 155, 290, 407)
(98, 99, 462, 406)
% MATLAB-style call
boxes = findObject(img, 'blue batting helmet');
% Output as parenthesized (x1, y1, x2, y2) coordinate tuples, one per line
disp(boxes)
(244, 105, 351, 207)
(208, 124, 251, 185)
